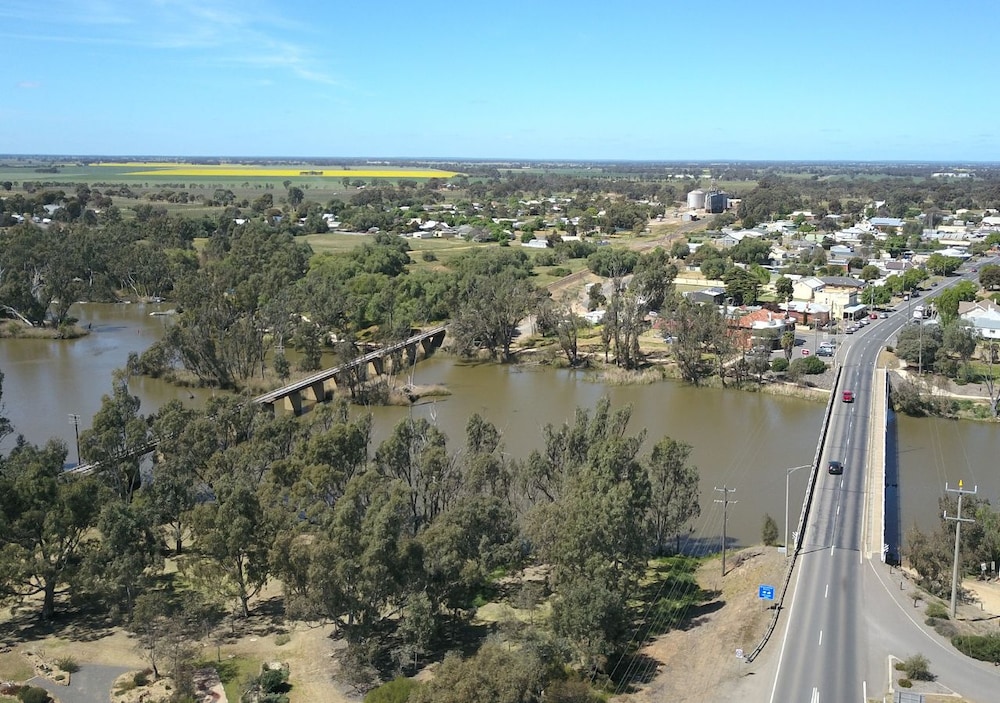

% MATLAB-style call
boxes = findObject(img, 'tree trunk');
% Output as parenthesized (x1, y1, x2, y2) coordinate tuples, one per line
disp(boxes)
(42, 578, 57, 620)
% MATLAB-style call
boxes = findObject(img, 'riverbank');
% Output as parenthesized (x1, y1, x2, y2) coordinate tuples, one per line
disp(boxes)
(0, 320, 88, 339)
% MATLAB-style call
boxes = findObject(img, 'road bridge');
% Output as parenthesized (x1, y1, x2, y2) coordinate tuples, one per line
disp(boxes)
(252, 325, 447, 414)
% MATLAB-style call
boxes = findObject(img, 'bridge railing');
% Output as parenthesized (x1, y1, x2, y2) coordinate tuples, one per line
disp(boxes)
(746, 364, 842, 663)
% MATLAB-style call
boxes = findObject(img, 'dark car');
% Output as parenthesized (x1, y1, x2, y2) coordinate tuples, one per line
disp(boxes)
(816, 346, 833, 357)
(828, 460, 844, 475)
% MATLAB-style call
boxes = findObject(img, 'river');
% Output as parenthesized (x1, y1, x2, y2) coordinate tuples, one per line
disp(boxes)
(1, 303, 997, 549)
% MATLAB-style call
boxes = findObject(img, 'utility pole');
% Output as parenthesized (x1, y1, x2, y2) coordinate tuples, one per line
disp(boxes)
(944, 481, 977, 619)
(715, 485, 737, 576)
(68, 413, 82, 467)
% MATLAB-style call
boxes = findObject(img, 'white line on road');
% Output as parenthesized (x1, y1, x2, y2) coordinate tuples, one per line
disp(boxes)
(818, 630, 823, 646)
(825, 584, 829, 598)
(863, 680, 867, 702)
(811, 686, 819, 703)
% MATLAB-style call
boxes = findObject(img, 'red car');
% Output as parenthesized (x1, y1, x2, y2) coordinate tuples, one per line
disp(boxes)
(842, 390, 855, 403)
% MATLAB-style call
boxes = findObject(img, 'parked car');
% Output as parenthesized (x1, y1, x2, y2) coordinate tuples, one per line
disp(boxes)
(828, 459, 844, 475)
(842, 390, 854, 403)
(869, 312, 879, 319)
(816, 346, 833, 357)
(845, 327, 855, 334)
(879, 312, 888, 319)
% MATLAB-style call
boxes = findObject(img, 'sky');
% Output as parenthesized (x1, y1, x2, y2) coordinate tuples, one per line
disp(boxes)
(2, 0, 997, 161)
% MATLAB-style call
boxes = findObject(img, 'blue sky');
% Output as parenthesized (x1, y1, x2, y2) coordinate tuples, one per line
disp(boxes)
(2, 0, 996, 161)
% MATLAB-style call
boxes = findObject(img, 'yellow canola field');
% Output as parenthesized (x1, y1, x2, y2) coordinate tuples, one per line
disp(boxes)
(95, 163, 459, 179)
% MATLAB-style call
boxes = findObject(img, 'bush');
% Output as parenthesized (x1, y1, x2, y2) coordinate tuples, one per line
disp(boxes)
(771, 357, 789, 372)
(258, 669, 289, 694)
(551, 267, 571, 278)
(788, 356, 827, 375)
(925, 602, 949, 620)
(363, 677, 419, 703)
(762, 513, 779, 546)
(897, 678, 912, 688)
(274, 633, 291, 646)
(55, 657, 79, 673)
(951, 634, 1000, 662)
(17, 686, 51, 703)
(421, 251, 437, 262)
(900, 653, 934, 681)
(133, 671, 150, 687)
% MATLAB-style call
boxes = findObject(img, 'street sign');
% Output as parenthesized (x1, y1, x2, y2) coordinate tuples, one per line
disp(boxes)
(801, 348, 811, 356)
(759, 585, 775, 600)
(735, 648, 744, 659)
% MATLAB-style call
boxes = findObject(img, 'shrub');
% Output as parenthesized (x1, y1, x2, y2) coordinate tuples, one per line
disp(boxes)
(274, 634, 291, 646)
(551, 267, 571, 278)
(17, 686, 51, 703)
(900, 653, 933, 681)
(788, 356, 827, 375)
(363, 677, 419, 703)
(55, 657, 79, 673)
(898, 678, 912, 688)
(258, 669, 288, 695)
(925, 602, 949, 620)
(771, 357, 789, 372)
(951, 634, 1000, 662)
(420, 250, 437, 262)
(762, 514, 779, 546)
(133, 671, 150, 686)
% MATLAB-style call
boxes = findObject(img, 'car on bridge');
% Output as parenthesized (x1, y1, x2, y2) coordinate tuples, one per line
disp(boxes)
(842, 390, 854, 402)
(827, 459, 844, 475)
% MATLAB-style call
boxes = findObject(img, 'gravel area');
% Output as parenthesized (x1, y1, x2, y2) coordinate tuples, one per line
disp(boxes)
(29, 664, 130, 703)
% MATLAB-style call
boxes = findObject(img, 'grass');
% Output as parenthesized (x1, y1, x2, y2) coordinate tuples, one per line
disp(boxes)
(205, 655, 261, 703)
(0, 650, 35, 681)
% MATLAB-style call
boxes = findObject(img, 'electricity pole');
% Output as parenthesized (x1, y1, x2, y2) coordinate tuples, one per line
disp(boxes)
(944, 481, 977, 619)
(715, 485, 737, 576)
(68, 413, 82, 467)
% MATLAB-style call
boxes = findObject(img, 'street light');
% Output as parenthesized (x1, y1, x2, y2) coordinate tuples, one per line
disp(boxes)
(785, 464, 813, 557)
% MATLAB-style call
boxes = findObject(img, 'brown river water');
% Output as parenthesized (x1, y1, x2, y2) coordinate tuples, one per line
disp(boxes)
(1, 303, 997, 549)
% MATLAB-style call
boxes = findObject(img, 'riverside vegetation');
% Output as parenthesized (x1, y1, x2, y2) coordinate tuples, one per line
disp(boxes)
(5, 160, 1000, 700)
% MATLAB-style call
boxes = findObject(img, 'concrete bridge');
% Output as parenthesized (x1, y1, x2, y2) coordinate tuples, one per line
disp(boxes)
(252, 325, 447, 414)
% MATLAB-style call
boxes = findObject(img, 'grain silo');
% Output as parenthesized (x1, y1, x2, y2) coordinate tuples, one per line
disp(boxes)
(705, 190, 728, 214)
(687, 189, 706, 209)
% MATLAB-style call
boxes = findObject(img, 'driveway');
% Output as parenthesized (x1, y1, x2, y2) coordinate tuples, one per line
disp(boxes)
(29, 664, 130, 703)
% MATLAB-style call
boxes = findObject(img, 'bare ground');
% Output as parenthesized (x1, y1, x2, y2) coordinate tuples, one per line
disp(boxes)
(615, 546, 786, 703)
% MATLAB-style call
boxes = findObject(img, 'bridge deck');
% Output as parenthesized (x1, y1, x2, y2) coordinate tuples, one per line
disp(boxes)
(252, 325, 446, 405)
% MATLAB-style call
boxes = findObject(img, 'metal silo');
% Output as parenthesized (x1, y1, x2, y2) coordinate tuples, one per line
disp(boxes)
(687, 189, 706, 209)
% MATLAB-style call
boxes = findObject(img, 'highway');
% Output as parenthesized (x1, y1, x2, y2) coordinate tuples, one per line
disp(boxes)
(768, 257, 999, 702)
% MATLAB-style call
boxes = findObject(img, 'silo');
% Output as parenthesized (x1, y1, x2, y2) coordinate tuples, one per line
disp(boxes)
(687, 189, 706, 209)
(705, 190, 728, 214)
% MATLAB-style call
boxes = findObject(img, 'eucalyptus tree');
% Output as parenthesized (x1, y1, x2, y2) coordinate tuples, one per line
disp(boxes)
(0, 440, 104, 619)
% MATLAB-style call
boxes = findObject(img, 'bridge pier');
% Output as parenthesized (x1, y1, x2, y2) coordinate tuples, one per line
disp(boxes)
(305, 379, 327, 403)
(283, 390, 304, 415)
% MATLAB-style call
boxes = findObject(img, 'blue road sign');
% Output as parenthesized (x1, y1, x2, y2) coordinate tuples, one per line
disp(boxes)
(759, 585, 775, 600)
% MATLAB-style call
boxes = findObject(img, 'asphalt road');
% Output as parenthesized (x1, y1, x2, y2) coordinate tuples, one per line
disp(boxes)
(768, 258, 999, 702)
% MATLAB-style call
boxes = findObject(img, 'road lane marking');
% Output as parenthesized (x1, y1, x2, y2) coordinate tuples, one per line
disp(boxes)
(825, 584, 829, 598)
(863, 680, 867, 701)
(768, 551, 810, 703)
(818, 630, 823, 646)
(811, 687, 819, 703)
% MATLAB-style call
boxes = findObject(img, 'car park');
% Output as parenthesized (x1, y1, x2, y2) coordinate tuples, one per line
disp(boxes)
(842, 390, 854, 402)
(828, 459, 844, 475)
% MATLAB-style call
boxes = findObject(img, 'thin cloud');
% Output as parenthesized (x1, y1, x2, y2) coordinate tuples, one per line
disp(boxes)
(3, 0, 340, 86)
(16, 81, 40, 89)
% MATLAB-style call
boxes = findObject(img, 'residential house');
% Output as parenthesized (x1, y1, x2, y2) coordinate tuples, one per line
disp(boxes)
(792, 276, 865, 320)
(869, 217, 904, 231)
(959, 300, 1000, 340)
(734, 308, 793, 349)
(781, 301, 831, 327)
